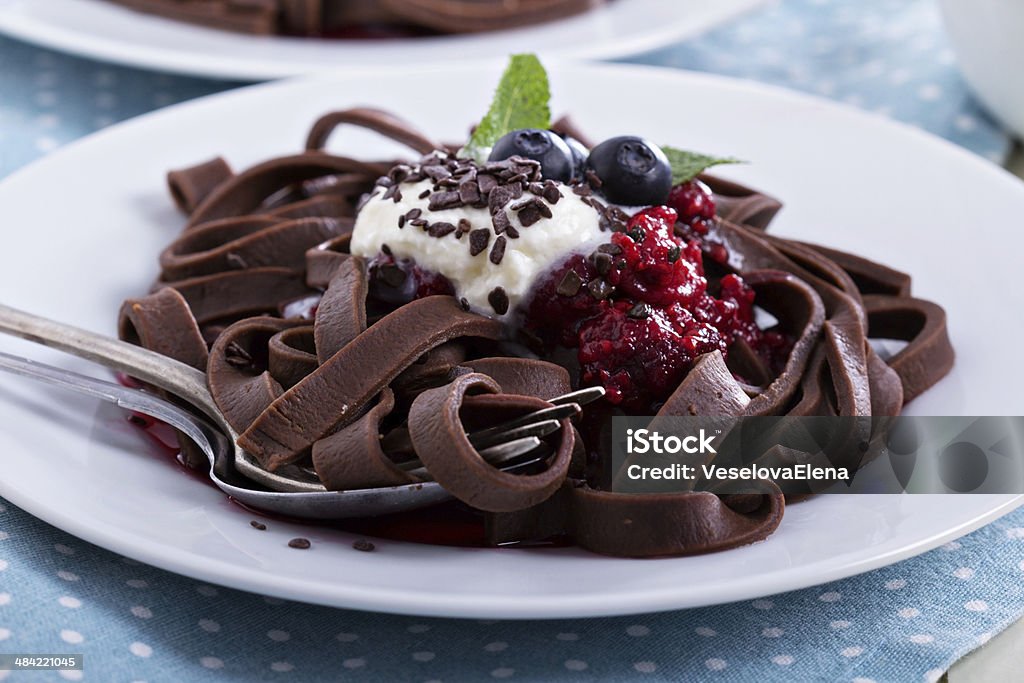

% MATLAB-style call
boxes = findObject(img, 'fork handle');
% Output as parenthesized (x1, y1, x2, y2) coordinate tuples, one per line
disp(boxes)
(0, 302, 222, 426)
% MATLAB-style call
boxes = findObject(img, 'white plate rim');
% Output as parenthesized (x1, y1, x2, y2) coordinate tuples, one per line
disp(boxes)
(1, 62, 1023, 619)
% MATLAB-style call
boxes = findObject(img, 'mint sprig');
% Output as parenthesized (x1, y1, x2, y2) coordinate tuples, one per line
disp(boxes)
(662, 146, 745, 184)
(461, 54, 551, 163)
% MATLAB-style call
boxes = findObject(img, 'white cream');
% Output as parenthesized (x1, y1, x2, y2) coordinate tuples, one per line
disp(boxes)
(351, 178, 606, 318)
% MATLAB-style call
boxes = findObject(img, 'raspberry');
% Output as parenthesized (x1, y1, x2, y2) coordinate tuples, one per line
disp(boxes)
(521, 253, 601, 347)
(606, 206, 706, 308)
(667, 180, 716, 235)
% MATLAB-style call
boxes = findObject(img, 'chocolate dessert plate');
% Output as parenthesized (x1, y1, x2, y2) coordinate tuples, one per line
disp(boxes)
(0, 63, 1022, 619)
(0, 0, 765, 80)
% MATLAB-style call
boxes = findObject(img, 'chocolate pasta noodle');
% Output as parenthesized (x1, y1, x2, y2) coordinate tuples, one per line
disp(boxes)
(118, 108, 954, 557)
(103, 0, 605, 36)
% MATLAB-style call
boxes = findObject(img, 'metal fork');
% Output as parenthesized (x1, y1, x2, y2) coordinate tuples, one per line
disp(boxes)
(0, 303, 603, 518)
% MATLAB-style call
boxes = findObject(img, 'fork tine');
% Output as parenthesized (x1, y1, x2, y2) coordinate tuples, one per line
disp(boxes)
(549, 386, 606, 407)
(469, 418, 561, 450)
(403, 436, 543, 478)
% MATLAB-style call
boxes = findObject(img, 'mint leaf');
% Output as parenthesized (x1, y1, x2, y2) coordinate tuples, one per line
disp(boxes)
(663, 146, 744, 184)
(461, 54, 551, 163)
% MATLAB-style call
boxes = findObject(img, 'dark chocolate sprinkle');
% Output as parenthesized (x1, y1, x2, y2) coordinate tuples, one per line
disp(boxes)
(489, 236, 507, 265)
(572, 183, 592, 197)
(488, 286, 510, 315)
(381, 243, 392, 256)
(418, 189, 431, 200)
(428, 222, 457, 238)
(627, 228, 646, 243)
(492, 209, 512, 235)
(588, 279, 615, 300)
(409, 218, 428, 228)
(456, 218, 472, 237)
(352, 539, 376, 552)
(428, 191, 463, 211)
(488, 186, 512, 214)
(518, 204, 542, 227)
(391, 187, 403, 203)
(528, 182, 545, 196)
(628, 302, 652, 319)
(397, 215, 406, 229)
(667, 246, 681, 263)
(250, 520, 267, 531)
(556, 270, 583, 297)
(459, 297, 471, 311)
(405, 208, 422, 220)
(543, 183, 562, 204)
(591, 252, 613, 276)
(458, 181, 481, 205)
(478, 174, 498, 194)
(585, 169, 603, 188)
(288, 538, 311, 549)
(617, 259, 627, 270)
(597, 243, 623, 255)
(469, 229, 491, 256)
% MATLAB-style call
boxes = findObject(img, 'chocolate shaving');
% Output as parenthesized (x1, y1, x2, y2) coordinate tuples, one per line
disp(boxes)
(488, 287, 510, 315)
(469, 229, 491, 256)
(489, 236, 507, 265)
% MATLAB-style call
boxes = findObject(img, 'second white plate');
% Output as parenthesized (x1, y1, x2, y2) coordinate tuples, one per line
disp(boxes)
(0, 63, 1022, 618)
(0, 0, 764, 80)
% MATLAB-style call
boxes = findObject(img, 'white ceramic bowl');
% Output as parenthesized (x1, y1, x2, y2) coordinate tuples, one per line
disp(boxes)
(939, 0, 1024, 139)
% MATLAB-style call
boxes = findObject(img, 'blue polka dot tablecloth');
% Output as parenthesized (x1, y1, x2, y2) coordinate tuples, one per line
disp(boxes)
(0, 1, 1021, 681)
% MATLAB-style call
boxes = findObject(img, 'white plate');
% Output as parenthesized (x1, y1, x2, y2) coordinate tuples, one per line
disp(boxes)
(1, 63, 1022, 619)
(0, 0, 764, 80)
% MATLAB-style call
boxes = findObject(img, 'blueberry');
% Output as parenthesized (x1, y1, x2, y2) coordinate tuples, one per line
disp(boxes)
(561, 136, 590, 180)
(488, 129, 575, 182)
(585, 136, 672, 206)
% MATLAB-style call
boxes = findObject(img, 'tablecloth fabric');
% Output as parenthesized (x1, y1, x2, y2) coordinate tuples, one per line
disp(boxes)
(1, 0, 1021, 681)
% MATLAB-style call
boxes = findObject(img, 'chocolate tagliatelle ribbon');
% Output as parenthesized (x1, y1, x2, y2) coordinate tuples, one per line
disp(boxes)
(116, 107, 954, 557)
(103, 0, 607, 36)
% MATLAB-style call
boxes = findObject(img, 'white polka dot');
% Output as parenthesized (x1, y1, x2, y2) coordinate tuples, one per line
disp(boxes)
(0, 560, 7, 571)
(131, 605, 153, 619)
(556, 633, 579, 641)
(484, 642, 508, 652)
(0, 503, 7, 513)
(634, 661, 657, 673)
(1008, 528, 1024, 539)
(35, 91, 58, 107)
(944, 540, 963, 550)
(751, 599, 773, 610)
(762, 627, 783, 638)
(885, 579, 906, 590)
(1018, 560, 1024, 572)
(965, 600, 989, 612)
(336, 632, 359, 642)
(271, 661, 294, 672)
(626, 625, 650, 637)
(0, 629, 10, 640)
(127, 579, 149, 589)
(564, 660, 587, 671)
(695, 627, 717, 637)
(58, 596, 81, 609)
(771, 655, 794, 666)
(54, 544, 75, 555)
(35, 113, 59, 129)
(57, 571, 79, 582)
(130, 642, 153, 658)
(200, 656, 224, 669)
(58, 671, 83, 681)
(852, 678, 876, 683)
(0, 533, 8, 542)
(705, 658, 727, 671)
(925, 668, 944, 683)
(0, 594, 10, 605)
(412, 651, 435, 662)
(841, 646, 863, 658)
(889, 68, 912, 85)
(407, 624, 430, 634)
(35, 137, 59, 153)
(977, 632, 993, 645)
(491, 668, 514, 678)
(910, 634, 934, 644)
(898, 608, 920, 619)
(819, 591, 841, 602)
(61, 629, 84, 644)
(199, 619, 221, 633)
(343, 659, 365, 669)
(267, 629, 290, 642)
(918, 84, 942, 102)
(196, 585, 219, 597)
(954, 567, 975, 580)
(955, 115, 978, 133)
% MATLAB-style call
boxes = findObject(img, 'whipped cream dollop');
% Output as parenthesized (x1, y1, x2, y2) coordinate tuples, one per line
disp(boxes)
(351, 158, 607, 318)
